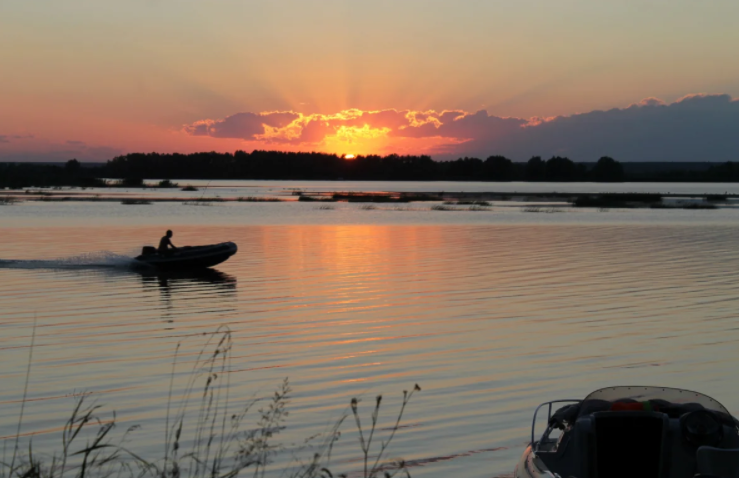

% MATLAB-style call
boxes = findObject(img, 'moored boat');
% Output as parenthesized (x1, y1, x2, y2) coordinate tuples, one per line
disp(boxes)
(134, 242, 237, 271)
(515, 386, 739, 478)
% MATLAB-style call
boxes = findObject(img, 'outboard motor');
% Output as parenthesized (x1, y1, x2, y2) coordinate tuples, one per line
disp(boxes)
(141, 246, 157, 256)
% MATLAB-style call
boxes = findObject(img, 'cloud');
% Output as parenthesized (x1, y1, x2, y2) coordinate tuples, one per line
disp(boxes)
(0, 138, 121, 162)
(182, 94, 739, 161)
(0, 134, 35, 143)
(477, 93, 739, 161)
(184, 112, 300, 139)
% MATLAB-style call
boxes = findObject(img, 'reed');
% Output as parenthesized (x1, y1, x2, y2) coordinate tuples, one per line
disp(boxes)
(523, 207, 564, 213)
(1, 327, 419, 478)
(236, 197, 282, 202)
(445, 200, 491, 206)
(705, 194, 728, 202)
(298, 196, 335, 202)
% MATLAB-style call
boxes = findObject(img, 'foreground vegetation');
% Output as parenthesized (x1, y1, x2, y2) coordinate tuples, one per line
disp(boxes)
(4, 153, 739, 188)
(1, 327, 420, 478)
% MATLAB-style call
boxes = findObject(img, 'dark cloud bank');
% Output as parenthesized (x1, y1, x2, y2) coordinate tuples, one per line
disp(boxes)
(459, 94, 739, 162)
(186, 94, 739, 162)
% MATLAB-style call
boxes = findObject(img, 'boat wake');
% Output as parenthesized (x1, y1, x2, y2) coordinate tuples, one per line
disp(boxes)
(0, 251, 137, 270)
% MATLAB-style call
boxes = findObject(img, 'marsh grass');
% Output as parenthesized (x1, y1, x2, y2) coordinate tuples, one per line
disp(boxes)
(650, 203, 718, 210)
(348, 386, 420, 478)
(236, 197, 282, 202)
(2, 327, 418, 478)
(0, 197, 19, 205)
(182, 198, 224, 206)
(158, 181, 178, 188)
(121, 199, 153, 205)
(681, 203, 718, 210)
(443, 200, 490, 207)
(522, 207, 564, 213)
(181, 186, 199, 192)
(298, 196, 336, 203)
(705, 195, 728, 202)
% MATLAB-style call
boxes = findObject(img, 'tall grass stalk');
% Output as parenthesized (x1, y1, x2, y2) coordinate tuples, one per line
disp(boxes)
(350, 385, 421, 478)
(8, 317, 36, 475)
(2, 327, 418, 478)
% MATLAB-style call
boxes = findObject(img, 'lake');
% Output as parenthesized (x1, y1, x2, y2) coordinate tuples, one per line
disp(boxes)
(2, 181, 739, 477)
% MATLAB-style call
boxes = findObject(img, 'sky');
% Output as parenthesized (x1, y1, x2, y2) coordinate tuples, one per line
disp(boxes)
(1, 0, 738, 162)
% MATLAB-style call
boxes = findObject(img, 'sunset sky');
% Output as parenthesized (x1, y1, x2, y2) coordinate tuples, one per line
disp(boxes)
(1, 0, 738, 162)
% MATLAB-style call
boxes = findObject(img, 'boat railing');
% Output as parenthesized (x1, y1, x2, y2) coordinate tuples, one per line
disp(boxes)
(531, 399, 581, 452)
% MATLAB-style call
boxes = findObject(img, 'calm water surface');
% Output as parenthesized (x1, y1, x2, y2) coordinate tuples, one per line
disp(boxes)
(2, 196, 739, 477)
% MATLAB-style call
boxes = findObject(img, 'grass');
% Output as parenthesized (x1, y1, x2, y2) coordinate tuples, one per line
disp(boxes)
(333, 193, 410, 203)
(121, 199, 153, 205)
(0, 197, 19, 205)
(443, 200, 490, 206)
(182, 198, 225, 206)
(2, 327, 419, 478)
(298, 196, 336, 203)
(236, 197, 282, 202)
(522, 207, 564, 213)
(572, 193, 662, 208)
(650, 203, 719, 210)
(706, 194, 728, 202)
(683, 203, 718, 209)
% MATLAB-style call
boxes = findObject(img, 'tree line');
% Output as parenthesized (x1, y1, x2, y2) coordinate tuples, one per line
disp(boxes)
(2, 151, 739, 188)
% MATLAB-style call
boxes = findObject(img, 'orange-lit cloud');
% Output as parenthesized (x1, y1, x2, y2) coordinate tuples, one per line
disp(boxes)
(181, 94, 739, 161)
(3, 94, 739, 162)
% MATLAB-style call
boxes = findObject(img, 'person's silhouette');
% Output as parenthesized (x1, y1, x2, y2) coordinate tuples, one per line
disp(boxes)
(158, 230, 177, 254)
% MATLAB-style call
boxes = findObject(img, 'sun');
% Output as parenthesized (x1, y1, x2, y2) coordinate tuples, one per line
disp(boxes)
(344, 154, 356, 160)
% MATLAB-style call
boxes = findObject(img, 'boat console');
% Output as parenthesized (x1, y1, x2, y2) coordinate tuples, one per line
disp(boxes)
(515, 386, 739, 478)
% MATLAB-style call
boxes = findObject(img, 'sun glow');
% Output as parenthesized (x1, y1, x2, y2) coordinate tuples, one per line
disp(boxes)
(344, 154, 356, 160)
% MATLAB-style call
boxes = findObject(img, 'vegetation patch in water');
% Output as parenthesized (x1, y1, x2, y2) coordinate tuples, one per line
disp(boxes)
(572, 193, 662, 208)
(236, 196, 282, 202)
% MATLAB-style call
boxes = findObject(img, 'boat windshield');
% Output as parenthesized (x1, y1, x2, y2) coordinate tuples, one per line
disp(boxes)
(584, 386, 731, 416)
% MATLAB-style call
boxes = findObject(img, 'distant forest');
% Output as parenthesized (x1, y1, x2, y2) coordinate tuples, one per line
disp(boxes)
(3, 151, 739, 188)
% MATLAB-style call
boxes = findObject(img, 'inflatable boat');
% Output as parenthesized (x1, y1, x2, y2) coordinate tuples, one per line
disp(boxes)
(515, 386, 739, 478)
(134, 242, 237, 271)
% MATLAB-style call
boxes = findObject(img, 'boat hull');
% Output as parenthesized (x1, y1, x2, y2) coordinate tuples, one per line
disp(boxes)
(134, 242, 237, 271)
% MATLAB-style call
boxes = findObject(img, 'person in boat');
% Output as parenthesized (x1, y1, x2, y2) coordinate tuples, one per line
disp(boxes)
(158, 230, 178, 255)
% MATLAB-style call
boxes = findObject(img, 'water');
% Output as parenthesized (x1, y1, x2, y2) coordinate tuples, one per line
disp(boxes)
(2, 182, 739, 477)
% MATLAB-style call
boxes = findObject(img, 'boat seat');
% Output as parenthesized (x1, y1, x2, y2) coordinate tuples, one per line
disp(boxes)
(697, 447, 739, 478)
(591, 411, 668, 478)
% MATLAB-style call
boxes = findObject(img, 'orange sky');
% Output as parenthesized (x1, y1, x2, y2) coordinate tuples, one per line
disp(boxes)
(1, 1, 739, 161)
